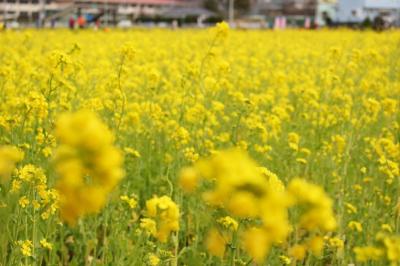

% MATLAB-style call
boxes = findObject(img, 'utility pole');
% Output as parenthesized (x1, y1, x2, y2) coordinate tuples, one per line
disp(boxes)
(2, 0, 6, 26)
(39, 0, 45, 27)
(228, 0, 234, 25)
(29, 0, 31, 26)
(105, 0, 108, 27)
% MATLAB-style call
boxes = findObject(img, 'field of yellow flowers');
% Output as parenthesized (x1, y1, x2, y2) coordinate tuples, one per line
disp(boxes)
(0, 24, 399, 266)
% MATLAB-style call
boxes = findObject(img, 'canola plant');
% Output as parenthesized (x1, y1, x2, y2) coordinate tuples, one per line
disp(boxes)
(0, 24, 399, 265)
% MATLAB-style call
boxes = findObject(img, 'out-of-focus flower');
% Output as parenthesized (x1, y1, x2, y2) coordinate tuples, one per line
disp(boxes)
(0, 146, 24, 182)
(54, 111, 124, 225)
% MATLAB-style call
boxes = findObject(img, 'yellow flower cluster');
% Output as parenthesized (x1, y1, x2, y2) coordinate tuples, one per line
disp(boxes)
(354, 233, 400, 265)
(288, 178, 337, 232)
(54, 110, 124, 224)
(180, 149, 336, 262)
(120, 195, 138, 209)
(140, 195, 180, 242)
(12, 164, 59, 220)
(215, 21, 229, 39)
(217, 216, 238, 232)
(40, 238, 53, 250)
(18, 240, 33, 257)
(196, 149, 285, 217)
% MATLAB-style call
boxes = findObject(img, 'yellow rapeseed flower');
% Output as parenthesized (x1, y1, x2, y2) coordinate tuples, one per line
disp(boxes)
(18, 240, 33, 257)
(54, 111, 124, 225)
(40, 239, 53, 250)
(144, 195, 179, 242)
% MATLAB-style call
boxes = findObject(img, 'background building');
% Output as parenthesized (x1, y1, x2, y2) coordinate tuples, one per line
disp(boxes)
(0, 0, 203, 26)
(1, 0, 400, 28)
(336, 0, 400, 25)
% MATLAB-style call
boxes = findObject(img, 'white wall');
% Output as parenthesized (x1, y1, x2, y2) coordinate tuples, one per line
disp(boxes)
(316, 2, 336, 25)
(365, 0, 400, 9)
(336, 0, 366, 22)
(337, 0, 400, 23)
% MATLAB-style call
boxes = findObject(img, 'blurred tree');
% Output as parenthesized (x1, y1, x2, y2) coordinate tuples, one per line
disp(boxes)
(203, 0, 251, 18)
(204, 0, 220, 13)
(235, 0, 251, 13)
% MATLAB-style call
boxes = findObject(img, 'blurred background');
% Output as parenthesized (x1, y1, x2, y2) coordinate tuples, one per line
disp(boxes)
(1, 0, 400, 29)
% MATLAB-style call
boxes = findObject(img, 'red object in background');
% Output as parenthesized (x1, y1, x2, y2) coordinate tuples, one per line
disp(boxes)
(69, 17, 75, 29)
(77, 16, 86, 28)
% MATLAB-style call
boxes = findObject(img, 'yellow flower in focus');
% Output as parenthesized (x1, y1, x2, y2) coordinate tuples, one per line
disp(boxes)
(19, 196, 29, 208)
(18, 164, 46, 184)
(18, 240, 33, 257)
(120, 195, 137, 209)
(148, 253, 160, 266)
(217, 216, 238, 231)
(183, 147, 199, 163)
(144, 195, 180, 242)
